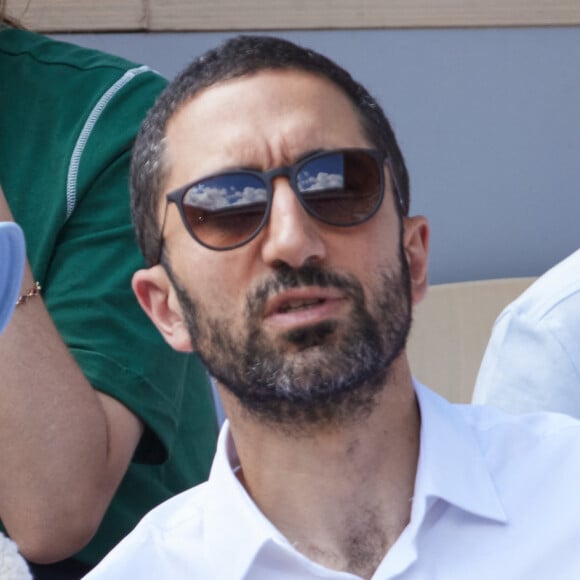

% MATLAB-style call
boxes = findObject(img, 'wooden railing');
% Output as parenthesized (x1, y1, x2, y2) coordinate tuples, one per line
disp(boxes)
(6, 0, 580, 32)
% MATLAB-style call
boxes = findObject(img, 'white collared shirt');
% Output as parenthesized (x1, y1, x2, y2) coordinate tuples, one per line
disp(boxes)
(85, 382, 580, 579)
(473, 248, 580, 416)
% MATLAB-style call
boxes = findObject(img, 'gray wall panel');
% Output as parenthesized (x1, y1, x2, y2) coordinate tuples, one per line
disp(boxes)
(55, 28, 580, 284)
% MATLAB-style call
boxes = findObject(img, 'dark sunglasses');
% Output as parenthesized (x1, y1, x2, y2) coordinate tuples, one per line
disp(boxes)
(160, 148, 395, 253)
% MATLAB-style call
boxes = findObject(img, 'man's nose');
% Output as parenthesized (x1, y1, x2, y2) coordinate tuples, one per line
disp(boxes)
(260, 177, 326, 269)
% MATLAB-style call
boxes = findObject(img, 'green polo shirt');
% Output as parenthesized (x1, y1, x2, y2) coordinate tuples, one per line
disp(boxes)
(0, 26, 217, 566)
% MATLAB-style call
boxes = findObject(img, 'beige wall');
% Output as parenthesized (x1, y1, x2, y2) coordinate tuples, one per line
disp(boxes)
(407, 277, 536, 403)
(6, 0, 580, 32)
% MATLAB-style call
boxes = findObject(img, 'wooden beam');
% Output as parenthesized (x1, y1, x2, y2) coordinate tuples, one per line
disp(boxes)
(149, 0, 580, 31)
(5, 0, 146, 31)
(6, 0, 580, 32)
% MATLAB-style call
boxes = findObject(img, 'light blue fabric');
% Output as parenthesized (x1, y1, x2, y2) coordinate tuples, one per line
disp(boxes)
(473, 249, 580, 416)
(0, 222, 25, 333)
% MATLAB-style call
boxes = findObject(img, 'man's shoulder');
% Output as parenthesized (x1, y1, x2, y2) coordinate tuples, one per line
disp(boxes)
(139, 481, 211, 532)
(421, 384, 580, 468)
(85, 483, 213, 578)
(459, 401, 580, 472)
(462, 399, 580, 434)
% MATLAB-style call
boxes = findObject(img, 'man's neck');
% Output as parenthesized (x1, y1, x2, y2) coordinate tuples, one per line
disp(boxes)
(219, 358, 421, 579)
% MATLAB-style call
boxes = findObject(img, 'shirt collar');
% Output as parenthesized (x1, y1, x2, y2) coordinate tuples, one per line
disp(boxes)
(204, 382, 508, 579)
(411, 380, 507, 524)
(203, 425, 285, 579)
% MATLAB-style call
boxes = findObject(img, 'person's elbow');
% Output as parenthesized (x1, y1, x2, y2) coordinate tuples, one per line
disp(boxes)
(9, 502, 106, 564)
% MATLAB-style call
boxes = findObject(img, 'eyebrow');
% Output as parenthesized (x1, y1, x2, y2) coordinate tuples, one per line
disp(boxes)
(220, 148, 328, 174)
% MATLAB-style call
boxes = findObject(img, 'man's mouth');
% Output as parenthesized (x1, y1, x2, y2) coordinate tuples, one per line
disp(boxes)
(277, 298, 326, 314)
(262, 288, 348, 331)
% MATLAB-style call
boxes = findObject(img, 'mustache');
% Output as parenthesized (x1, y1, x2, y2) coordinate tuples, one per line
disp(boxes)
(246, 263, 365, 318)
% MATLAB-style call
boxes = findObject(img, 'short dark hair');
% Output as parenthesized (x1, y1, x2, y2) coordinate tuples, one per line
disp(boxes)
(131, 35, 410, 266)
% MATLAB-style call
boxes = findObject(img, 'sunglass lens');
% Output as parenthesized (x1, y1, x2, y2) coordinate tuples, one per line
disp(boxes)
(182, 173, 268, 249)
(297, 151, 382, 225)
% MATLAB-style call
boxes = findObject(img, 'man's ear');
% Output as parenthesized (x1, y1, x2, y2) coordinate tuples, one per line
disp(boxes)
(132, 265, 194, 352)
(402, 215, 430, 306)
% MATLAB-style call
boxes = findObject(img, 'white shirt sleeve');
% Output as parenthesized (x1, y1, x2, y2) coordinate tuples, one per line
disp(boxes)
(472, 297, 580, 417)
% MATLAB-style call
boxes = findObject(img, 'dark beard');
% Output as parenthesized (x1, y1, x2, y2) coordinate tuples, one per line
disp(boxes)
(165, 247, 412, 433)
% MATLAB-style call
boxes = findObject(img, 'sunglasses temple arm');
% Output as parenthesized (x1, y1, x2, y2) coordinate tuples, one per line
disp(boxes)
(155, 202, 170, 265)
(384, 157, 405, 215)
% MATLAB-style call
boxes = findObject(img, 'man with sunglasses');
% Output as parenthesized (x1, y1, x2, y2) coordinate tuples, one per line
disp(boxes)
(86, 35, 580, 579)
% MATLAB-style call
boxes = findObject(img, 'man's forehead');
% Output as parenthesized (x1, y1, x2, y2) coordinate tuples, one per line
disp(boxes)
(166, 68, 351, 130)
(163, 69, 368, 181)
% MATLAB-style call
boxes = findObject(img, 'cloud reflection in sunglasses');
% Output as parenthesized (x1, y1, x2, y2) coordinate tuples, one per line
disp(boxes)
(183, 170, 344, 213)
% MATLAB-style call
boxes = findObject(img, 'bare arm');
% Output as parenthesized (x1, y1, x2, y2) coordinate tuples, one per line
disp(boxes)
(0, 189, 143, 564)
